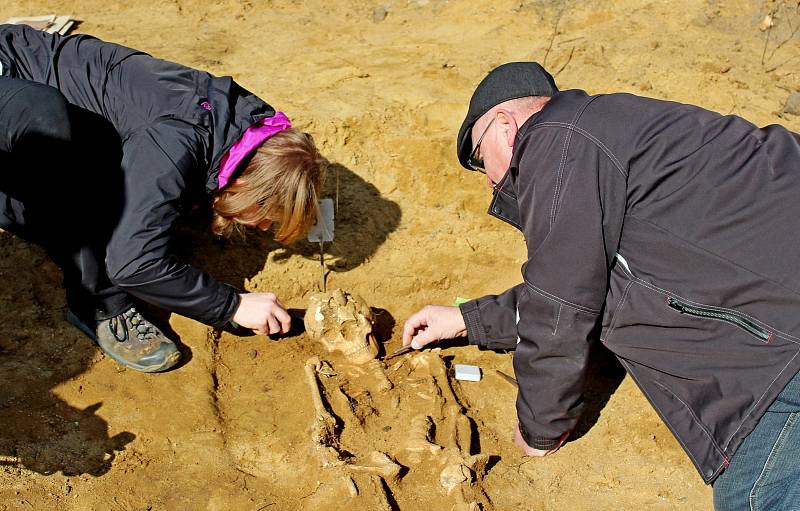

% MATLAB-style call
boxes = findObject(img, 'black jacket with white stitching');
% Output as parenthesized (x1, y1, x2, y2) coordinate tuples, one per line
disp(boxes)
(460, 88, 800, 483)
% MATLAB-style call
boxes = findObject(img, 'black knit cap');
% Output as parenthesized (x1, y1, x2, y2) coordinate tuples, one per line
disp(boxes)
(456, 61, 558, 170)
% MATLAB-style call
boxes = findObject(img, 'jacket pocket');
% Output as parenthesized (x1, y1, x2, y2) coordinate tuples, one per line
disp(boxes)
(666, 296, 772, 343)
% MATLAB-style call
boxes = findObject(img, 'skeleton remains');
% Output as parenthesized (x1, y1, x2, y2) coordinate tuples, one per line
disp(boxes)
(404, 351, 493, 509)
(305, 288, 379, 364)
(302, 322, 494, 509)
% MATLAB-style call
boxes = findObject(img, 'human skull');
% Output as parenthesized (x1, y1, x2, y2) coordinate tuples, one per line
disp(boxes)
(304, 289, 379, 364)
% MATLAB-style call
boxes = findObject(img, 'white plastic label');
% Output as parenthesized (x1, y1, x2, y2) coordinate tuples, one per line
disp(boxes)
(307, 198, 335, 243)
(455, 364, 481, 382)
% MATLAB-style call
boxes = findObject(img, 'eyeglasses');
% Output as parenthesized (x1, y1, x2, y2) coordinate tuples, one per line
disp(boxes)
(467, 118, 494, 174)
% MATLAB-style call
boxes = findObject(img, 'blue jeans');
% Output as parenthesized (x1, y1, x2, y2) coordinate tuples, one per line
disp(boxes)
(713, 369, 800, 511)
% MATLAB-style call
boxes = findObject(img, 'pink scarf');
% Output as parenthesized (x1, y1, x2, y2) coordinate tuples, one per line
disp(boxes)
(217, 112, 292, 189)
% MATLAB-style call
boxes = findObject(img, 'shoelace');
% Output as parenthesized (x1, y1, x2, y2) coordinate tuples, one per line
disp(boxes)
(108, 308, 160, 343)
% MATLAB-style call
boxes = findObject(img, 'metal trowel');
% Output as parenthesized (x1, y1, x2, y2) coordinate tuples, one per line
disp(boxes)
(307, 198, 335, 292)
(383, 345, 414, 361)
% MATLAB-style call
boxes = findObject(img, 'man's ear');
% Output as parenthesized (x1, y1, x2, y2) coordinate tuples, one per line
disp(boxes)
(495, 109, 519, 148)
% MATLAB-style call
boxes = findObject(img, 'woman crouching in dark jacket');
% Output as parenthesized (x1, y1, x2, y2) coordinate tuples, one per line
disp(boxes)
(0, 24, 326, 372)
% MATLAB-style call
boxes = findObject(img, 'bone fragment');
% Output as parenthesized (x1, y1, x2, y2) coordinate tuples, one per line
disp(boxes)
(450, 405, 474, 458)
(304, 356, 344, 467)
(405, 415, 443, 455)
(366, 358, 393, 392)
(440, 463, 472, 494)
(463, 453, 491, 480)
(369, 475, 392, 511)
(389, 357, 407, 371)
(411, 352, 461, 417)
(317, 360, 336, 377)
(346, 366, 367, 377)
(331, 385, 361, 426)
(451, 487, 483, 511)
(346, 451, 402, 484)
(344, 475, 358, 497)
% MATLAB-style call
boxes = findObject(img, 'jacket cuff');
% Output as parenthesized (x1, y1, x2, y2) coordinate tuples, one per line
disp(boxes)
(519, 423, 560, 450)
(459, 300, 488, 347)
(215, 287, 242, 329)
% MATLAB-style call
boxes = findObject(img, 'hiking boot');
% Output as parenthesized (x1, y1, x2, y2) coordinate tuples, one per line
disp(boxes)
(67, 307, 180, 373)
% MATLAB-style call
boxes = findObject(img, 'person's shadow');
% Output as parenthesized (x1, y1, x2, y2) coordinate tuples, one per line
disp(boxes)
(176, 162, 402, 305)
(570, 340, 626, 441)
(0, 232, 135, 476)
(461, 334, 624, 442)
(278, 162, 404, 274)
(0, 101, 136, 476)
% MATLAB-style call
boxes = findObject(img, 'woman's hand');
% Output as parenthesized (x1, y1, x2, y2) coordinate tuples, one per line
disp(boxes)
(232, 292, 292, 335)
(402, 305, 467, 349)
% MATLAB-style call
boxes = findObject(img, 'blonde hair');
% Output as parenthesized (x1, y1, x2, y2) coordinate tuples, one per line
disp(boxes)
(212, 128, 326, 244)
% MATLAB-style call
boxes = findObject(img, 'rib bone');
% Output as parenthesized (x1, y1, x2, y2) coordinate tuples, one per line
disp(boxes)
(366, 358, 393, 392)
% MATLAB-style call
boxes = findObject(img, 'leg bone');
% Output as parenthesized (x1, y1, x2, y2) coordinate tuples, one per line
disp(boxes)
(304, 356, 344, 467)
(346, 451, 402, 484)
(405, 414, 443, 455)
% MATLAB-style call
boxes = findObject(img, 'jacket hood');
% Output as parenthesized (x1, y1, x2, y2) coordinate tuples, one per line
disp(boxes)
(203, 75, 275, 193)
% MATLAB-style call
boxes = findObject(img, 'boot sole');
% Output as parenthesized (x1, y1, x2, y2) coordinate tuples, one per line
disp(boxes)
(66, 310, 182, 373)
(97, 343, 182, 373)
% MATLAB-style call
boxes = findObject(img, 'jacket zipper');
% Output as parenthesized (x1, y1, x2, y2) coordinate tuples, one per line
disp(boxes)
(667, 297, 771, 342)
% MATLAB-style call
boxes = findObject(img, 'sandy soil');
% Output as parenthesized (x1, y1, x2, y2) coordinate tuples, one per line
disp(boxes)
(0, 0, 798, 509)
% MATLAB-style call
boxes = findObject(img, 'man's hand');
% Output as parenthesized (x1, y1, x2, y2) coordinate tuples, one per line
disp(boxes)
(232, 292, 291, 335)
(402, 305, 467, 349)
(513, 423, 568, 457)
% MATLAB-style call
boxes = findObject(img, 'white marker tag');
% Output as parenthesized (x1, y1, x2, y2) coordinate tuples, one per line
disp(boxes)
(307, 198, 335, 243)
(455, 364, 482, 382)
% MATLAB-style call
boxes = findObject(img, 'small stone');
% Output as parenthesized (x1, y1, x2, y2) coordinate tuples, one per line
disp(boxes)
(372, 6, 388, 22)
(759, 14, 774, 32)
(247, 350, 257, 360)
(440, 463, 471, 494)
(62, 482, 72, 495)
(783, 92, 800, 115)
(382, 425, 391, 432)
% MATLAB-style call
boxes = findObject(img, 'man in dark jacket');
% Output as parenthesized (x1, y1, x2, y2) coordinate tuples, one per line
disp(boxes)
(403, 62, 800, 509)
(0, 25, 306, 373)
